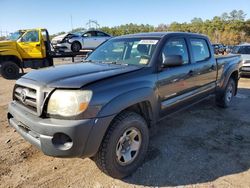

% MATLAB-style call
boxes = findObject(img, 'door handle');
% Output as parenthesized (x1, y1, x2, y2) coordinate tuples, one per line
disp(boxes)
(188, 70, 194, 76)
(36, 44, 41, 47)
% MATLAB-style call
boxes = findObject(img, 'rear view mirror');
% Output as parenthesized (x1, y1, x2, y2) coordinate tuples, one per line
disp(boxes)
(162, 55, 183, 67)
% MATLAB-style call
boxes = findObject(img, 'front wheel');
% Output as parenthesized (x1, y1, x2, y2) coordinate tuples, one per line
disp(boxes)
(0, 61, 20, 79)
(94, 111, 149, 179)
(71, 42, 81, 52)
(216, 78, 236, 108)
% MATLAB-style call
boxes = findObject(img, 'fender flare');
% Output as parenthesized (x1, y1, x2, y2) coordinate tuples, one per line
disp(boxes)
(216, 63, 239, 95)
(97, 87, 157, 118)
(0, 50, 23, 66)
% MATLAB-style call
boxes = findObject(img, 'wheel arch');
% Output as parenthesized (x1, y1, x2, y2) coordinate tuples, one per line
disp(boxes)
(84, 88, 157, 157)
(71, 40, 82, 51)
(0, 55, 22, 68)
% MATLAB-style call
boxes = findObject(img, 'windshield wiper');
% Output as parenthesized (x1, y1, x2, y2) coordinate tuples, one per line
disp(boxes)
(104, 61, 128, 66)
(82, 59, 101, 63)
(83, 59, 128, 66)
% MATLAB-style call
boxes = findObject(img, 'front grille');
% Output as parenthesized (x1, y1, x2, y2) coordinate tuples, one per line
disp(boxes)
(14, 85, 38, 113)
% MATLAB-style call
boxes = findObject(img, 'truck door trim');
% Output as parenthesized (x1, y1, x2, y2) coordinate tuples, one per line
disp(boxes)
(161, 82, 215, 110)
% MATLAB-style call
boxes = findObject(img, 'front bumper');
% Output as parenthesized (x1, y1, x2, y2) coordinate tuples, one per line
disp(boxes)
(52, 43, 71, 52)
(8, 101, 114, 158)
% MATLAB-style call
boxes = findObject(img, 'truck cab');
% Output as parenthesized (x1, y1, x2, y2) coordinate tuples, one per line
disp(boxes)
(0, 28, 52, 79)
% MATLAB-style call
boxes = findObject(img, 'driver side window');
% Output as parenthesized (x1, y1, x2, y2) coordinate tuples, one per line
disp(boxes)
(21, 31, 39, 42)
(162, 38, 189, 65)
(83, 31, 96, 37)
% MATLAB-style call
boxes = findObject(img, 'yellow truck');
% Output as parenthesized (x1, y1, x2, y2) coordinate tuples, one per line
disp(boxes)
(0, 28, 86, 79)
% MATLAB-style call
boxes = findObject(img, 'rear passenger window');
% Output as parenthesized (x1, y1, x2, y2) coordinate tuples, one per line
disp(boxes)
(96, 31, 109, 37)
(162, 38, 189, 64)
(191, 39, 210, 62)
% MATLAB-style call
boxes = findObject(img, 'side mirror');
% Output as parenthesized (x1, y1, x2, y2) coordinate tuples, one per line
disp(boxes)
(162, 55, 183, 67)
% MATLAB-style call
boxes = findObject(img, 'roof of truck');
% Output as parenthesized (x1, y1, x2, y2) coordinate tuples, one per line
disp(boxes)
(116, 32, 207, 38)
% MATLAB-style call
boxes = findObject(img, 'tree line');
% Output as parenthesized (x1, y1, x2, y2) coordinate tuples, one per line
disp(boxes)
(98, 10, 250, 45)
(1, 10, 250, 45)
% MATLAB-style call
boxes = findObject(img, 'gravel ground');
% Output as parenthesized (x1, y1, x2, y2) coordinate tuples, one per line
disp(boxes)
(0, 61, 250, 188)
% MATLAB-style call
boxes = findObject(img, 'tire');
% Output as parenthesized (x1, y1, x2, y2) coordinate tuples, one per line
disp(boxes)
(0, 61, 20, 79)
(216, 78, 236, 108)
(71, 42, 81, 52)
(94, 111, 149, 179)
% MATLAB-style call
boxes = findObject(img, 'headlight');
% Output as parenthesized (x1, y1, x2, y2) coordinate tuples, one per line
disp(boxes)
(47, 90, 92, 117)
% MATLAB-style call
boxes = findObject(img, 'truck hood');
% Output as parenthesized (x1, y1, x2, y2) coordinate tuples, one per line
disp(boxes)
(22, 62, 142, 88)
(0, 41, 17, 51)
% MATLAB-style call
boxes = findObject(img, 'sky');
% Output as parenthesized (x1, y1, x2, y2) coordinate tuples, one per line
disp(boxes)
(0, 0, 250, 34)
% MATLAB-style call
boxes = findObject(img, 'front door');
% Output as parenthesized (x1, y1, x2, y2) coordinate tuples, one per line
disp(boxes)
(17, 30, 43, 59)
(82, 31, 97, 49)
(157, 37, 196, 117)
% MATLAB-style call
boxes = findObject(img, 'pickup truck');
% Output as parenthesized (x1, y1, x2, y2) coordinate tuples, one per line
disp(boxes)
(7, 32, 242, 179)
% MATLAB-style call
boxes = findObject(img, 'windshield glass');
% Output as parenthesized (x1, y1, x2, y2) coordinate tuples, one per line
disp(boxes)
(72, 31, 85, 36)
(86, 38, 159, 66)
(7, 31, 24, 41)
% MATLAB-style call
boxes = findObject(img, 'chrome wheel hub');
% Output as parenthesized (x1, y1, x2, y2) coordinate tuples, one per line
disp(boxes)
(226, 84, 233, 102)
(116, 127, 142, 166)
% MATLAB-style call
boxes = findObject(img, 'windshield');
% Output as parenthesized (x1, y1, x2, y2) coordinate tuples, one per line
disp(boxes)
(72, 31, 85, 36)
(7, 31, 24, 41)
(86, 38, 159, 66)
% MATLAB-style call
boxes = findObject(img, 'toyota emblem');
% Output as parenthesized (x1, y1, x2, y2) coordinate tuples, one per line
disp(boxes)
(20, 89, 27, 103)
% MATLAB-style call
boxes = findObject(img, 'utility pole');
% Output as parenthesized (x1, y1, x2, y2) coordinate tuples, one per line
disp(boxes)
(70, 14, 73, 31)
(86, 19, 100, 29)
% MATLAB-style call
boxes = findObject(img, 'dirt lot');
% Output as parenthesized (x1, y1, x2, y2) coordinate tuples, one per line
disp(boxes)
(1, 61, 250, 188)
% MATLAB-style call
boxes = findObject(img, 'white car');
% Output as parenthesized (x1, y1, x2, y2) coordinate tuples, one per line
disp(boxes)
(51, 30, 111, 52)
(231, 44, 250, 76)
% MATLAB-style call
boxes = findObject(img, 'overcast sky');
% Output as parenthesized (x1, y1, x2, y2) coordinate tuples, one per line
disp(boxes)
(0, 0, 249, 34)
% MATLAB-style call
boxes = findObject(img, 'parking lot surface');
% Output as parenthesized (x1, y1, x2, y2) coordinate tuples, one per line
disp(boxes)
(0, 62, 250, 187)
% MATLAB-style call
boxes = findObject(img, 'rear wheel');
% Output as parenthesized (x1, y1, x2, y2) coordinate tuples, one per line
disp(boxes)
(94, 111, 149, 179)
(0, 61, 20, 79)
(216, 78, 236, 108)
(71, 42, 81, 52)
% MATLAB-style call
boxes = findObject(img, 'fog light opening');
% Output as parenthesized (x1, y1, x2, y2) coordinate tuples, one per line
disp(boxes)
(52, 133, 73, 150)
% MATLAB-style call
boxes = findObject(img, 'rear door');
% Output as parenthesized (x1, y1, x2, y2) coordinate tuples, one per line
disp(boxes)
(17, 30, 43, 59)
(157, 37, 197, 117)
(187, 38, 217, 93)
(95, 31, 110, 46)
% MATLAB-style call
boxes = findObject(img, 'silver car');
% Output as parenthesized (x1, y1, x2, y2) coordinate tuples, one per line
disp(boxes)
(51, 30, 111, 52)
(231, 44, 250, 76)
